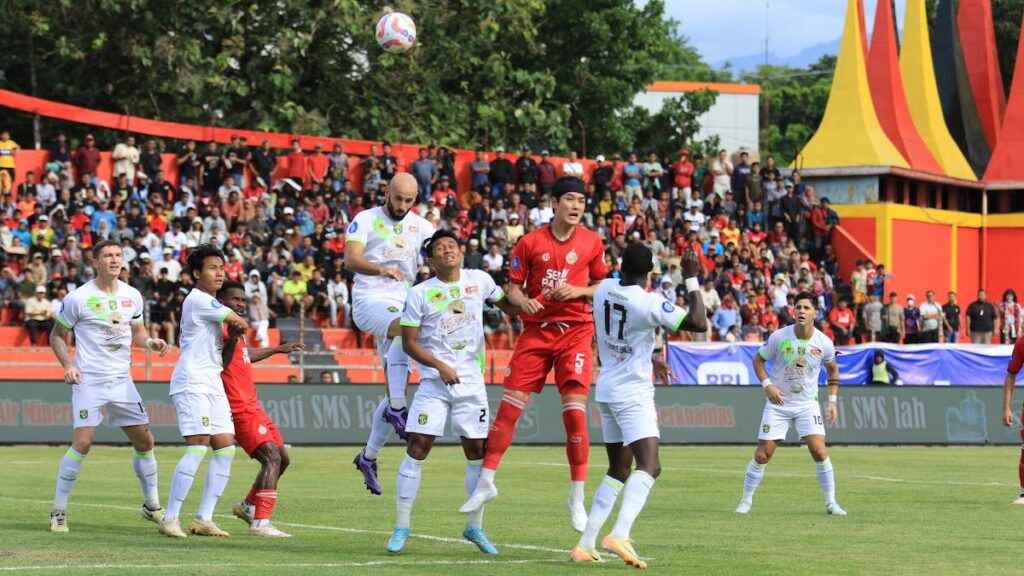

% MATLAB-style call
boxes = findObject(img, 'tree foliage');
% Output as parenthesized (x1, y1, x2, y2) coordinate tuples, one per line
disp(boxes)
(0, 0, 719, 156)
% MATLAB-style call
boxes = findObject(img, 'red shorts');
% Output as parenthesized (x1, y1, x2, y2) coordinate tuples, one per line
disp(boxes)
(233, 408, 284, 457)
(504, 321, 594, 394)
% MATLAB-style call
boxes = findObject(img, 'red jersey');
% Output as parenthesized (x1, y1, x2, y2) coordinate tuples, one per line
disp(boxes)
(1009, 335, 1024, 375)
(829, 307, 855, 330)
(509, 224, 607, 324)
(221, 329, 260, 413)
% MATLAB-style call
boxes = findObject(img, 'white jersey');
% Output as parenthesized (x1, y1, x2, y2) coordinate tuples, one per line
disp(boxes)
(593, 279, 687, 403)
(169, 289, 231, 396)
(346, 206, 435, 302)
(399, 269, 504, 384)
(758, 325, 836, 405)
(56, 280, 145, 380)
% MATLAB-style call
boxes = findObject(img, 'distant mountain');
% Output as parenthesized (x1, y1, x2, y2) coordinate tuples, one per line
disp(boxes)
(712, 37, 840, 75)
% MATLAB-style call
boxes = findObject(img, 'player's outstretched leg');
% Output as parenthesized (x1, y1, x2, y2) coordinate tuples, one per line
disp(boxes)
(125, 424, 164, 524)
(460, 391, 527, 513)
(50, 445, 86, 533)
(562, 392, 590, 532)
(355, 396, 393, 496)
(242, 443, 292, 537)
(737, 441, 775, 514)
(384, 337, 411, 439)
(461, 440, 497, 555)
(190, 443, 235, 536)
(161, 445, 208, 538)
(602, 438, 659, 570)
(388, 452, 423, 553)
(573, 442, 630, 563)
(806, 436, 845, 516)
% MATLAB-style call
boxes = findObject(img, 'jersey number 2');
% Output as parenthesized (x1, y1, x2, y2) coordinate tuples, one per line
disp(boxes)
(604, 301, 627, 340)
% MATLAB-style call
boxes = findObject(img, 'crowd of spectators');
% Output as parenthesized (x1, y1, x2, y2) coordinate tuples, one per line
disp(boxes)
(0, 129, 1013, 348)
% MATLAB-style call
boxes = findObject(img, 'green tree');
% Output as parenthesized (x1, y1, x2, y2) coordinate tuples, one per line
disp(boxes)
(631, 90, 720, 159)
(992, 0, 1024, 92)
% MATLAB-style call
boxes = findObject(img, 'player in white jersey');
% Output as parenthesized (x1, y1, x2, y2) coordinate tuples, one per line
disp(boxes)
(734, 290, 846, 516)
(348, 172, 436, 495)
(385, 230, 519, 554)
(48, 240, 170, 533)
(158, 244, 250, 538)
(570, 244, 706, 567)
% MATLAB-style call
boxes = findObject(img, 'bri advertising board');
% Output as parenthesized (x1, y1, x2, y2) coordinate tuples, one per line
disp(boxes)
(1, 382, 1022, 445)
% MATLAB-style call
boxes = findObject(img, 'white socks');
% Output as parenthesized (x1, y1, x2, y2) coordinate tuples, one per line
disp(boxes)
(363, 398, 391, 460)
(578, 475, 623, 550)
(166, 446, 208, 519)
(477, 466, 496, 488)
(395, 453, 423, 529)
(815, 457, 836, 505)
(132, 449, 161, 509)
(742, 459, 766, 502)
(464, 459, 485, 529)
(196, 446, 235, 521)
(611, 470, 656, 540)
(52, 448, 85, 510)
(569, 480, 586, 506)
(386, 338, 410, 410)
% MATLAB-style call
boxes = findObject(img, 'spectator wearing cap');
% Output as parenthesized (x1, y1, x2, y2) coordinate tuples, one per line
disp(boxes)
(163, 221, 186, 255)
(24, 284, 53, 346)
(307, 142, 330, 186)
(157, 247, 182, 282)
(111, 135, 140, 185)
(537, 150, 557, 196)
(73, 134, 101, 184)
(515, 146, 537, 195)
(48, 247, 68, 279)
(464, 238, 484, 270)
(903, 294, 921, 344)
(562, 150, 584, 180)
(489, 146, 514, 199)
(506, 213, 524, 245)
(33, 215, 55, 248)
(643, 152, 664, 193)
(712, 293, 741, 340)
(671, 150, 695, 201)
(591, 155, 615, 198)
(528, 195, 554, 227)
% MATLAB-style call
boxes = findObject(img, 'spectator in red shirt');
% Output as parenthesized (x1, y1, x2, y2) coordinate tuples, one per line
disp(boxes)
(308, 194, 331, 226)
(307, 143, 330, 185)
(221, 190, 244, 229)
(810, 197, 833, 259)
(286, 139, 306, 182)
(536, 150, 557, 196)
(828, 299, 855, 344)
(73, 134, 101, 183)
(672, 150, 695, 200)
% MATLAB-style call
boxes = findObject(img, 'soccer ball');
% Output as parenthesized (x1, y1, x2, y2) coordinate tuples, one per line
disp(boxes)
(376, 12, 417, 53)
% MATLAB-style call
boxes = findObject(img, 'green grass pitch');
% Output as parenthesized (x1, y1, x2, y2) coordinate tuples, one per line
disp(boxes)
(1, 444, 1022, 575)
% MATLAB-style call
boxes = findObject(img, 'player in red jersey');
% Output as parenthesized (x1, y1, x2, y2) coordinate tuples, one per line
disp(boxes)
(217, 280, 304, 537)
(1003, 334, 1024, 504)
(461, 176, 607, 531)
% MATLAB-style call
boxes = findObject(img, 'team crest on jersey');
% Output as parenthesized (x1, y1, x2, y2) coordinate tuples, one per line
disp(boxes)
(762, 424, 770, 433)
(390, 236, 408, 250)
(387, 305, 399, 313)
(511, 256, 520, 270)
(797, 346, 806, 355)
(212, 299, 223, 309)
(449, 287, 460, 299)
(258, 424, 268, 435)
(348, 221, 359, 234)
(466, 285, 479, 295)
(393, 224, 403, 234)
(418, 412, 428, 425)
(662, 301, 674, 313)
(541, 253, 551, 262)
(107, 299, 117, 311)
(448, 300, 466, 315)
(566, 249, 578, 265)
(79, 409, 88, 420)
(202, 416, 210, 427)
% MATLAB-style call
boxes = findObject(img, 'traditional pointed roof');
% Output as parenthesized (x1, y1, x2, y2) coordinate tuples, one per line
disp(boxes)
(797, 0, 908, 170)
(983, 10, 1024, 181)
(899, 0, 977, 180)
(867, 0, 943, 174)
(958, 0, 1007, 149)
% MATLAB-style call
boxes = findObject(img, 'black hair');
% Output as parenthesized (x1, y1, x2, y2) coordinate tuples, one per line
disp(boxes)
(217, 279, 245, 300)
(794, 290, 818, 309)
(187, 243, 225, 279)
(91, 239, 121, 258)
(621, 243, 654, 276)
(422, 229, 461, 257)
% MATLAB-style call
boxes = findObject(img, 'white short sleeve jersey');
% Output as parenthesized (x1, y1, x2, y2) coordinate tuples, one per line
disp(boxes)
(758, 325, 836, 405)
(169, 289, 231, 396)
(345, 206, 436, 302)
(400, 269, 504, 384)
(57, 280, 145, 380)
(593, 279, 687, 403)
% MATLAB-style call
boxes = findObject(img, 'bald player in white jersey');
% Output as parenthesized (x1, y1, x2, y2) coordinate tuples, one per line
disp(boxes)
(349, 172, 436, 495)
(735, 290, 847, 517)
(48, 239, 170, 533)
(570, 243, 706, 568)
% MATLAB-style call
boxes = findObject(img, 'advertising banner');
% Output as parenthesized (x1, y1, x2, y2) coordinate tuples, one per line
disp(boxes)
(1, 382, 1020, 445)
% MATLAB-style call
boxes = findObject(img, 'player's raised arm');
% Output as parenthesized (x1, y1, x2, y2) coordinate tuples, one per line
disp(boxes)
(676, 247, 707, 334)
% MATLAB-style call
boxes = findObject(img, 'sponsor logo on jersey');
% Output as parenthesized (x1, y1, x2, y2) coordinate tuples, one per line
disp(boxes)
(541, 252, 551, 262)
(662, 301, 674, 313)
(511, 256, 520, 270)
(810, 347, 823, 356)
(466, 285, 479, 295)
(565, 249, 578, 265)
(448, 300, 466, 315)
(541, 268, 569, 292)
(79, 409, 88, 420)
(121, 299, 133, 309)
(409, 225, 419, 233)
(389, 236, 408, 250)
(418, 412, 428, 425)
(696, 361, 749, 385)
(348, 221, 359, 234)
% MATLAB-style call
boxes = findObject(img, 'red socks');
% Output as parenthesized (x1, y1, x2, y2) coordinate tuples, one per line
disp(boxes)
(482, 394, 526, 471)
(561, 400, 589, 482)
(246, 484, 278, 521)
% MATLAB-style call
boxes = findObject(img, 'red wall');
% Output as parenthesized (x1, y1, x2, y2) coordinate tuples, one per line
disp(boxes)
(890, 219, 952, 300)
(840, 217, 876, 257)
(957, 226, 980, 302)
(984, 228, 1024, 301)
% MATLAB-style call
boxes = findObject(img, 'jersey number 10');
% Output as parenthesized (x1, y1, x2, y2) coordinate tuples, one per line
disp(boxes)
(604, 301, 627, 340)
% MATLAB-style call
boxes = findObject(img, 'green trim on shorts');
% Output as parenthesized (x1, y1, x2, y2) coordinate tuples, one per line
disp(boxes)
(399, 320, 419, 328)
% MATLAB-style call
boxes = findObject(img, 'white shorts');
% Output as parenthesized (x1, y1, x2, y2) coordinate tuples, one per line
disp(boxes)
(171, 391, 234, 437)
(352, 295, 405, 340)
(72, 375, 148, 429)
(598, 399, 660, 446)
(406, 378, 489, 439)
(758, 402, 825, 441)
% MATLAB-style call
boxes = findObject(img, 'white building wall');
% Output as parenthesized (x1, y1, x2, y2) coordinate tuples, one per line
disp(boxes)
(634, 90, 760, 154)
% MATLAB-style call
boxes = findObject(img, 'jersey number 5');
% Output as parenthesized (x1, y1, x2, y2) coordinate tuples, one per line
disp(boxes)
(604, 301, 627, 340)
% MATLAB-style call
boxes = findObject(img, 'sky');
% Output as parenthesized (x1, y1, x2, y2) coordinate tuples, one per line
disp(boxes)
(665, 0, 908, 65)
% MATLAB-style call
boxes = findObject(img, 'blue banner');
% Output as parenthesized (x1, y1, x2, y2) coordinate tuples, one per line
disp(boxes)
(667, 343, 1019, 386)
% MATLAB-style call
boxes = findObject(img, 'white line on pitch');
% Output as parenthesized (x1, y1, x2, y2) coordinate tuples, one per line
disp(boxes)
(0, 559, 568, 572)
